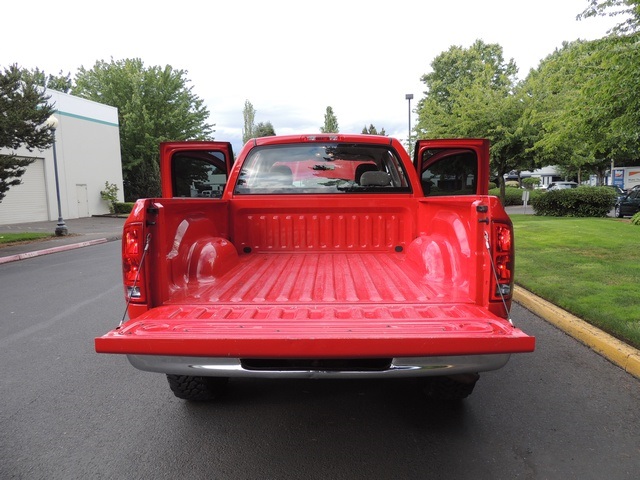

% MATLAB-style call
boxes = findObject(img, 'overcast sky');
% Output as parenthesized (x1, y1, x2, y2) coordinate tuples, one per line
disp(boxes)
(4, 0, 618, 154)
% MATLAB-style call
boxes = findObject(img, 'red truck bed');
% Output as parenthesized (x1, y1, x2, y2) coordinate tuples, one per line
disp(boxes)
(95, 251, 534, 358)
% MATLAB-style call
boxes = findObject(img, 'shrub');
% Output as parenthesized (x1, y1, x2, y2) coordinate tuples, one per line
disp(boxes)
(505, 180, 520, 188)
(522, 177, 541, 189)
(488, 181, 497, 190)
(100, 181, 119, 214)
(531, 186, 617, 217)
(489, 186, 543, 206)
(631, 212, 640, 225)
(495, 187, 523, 206)
(114, 202, 135, 214)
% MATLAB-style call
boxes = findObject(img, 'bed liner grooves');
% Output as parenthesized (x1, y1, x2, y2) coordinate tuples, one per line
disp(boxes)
(175, 251, 463, 305)
(96, 249, 536, 357)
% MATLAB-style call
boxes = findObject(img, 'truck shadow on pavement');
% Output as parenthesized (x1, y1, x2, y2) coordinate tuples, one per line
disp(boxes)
(156, 378, 481, 479)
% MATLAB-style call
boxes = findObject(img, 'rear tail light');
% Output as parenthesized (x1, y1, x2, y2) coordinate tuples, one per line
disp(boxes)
(496, 224, 512, 252)
(491, 223, 514, 300)
(122, 224, 147, 303)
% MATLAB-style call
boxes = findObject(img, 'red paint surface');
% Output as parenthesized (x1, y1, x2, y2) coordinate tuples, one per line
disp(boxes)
(96, 303, 534, 357)
(97, 135, 534, 360)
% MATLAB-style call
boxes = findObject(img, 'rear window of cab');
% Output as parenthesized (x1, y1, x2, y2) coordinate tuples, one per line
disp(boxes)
(233, 143, 411, 194)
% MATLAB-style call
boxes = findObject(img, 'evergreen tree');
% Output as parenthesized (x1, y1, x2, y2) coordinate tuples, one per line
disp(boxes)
(0, 65, 56, 202)
(320, 106, 339, 133)
(21, 67, 72, 93)
(242, 100, 256, 143)
(361, 124, 387, 135)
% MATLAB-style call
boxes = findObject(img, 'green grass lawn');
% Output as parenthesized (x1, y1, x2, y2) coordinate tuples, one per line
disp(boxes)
(0, 232, 53, 245)
(511, 215, 640, 349)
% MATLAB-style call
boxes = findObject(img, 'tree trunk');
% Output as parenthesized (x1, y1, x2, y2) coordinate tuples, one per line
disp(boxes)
(499, 175, 506, 205)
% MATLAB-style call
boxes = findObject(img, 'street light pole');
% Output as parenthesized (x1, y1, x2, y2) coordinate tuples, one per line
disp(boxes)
(405, 93, 413, 157)
(46, 115, 68, 236)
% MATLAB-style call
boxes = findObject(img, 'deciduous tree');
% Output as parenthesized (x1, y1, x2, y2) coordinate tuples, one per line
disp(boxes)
(578, 0, 640, 34)
(73, 58, 214, 200)
(415, 40, 523, 199)
(254, 121, 276, 137)
(520, 35, 640, 183)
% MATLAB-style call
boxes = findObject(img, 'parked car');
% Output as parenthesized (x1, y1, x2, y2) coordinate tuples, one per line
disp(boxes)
(615, 188, 640, 218)
(547, 181, 578, 191)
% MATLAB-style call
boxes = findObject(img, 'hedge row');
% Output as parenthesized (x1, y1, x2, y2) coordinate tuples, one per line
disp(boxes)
(530, 186, 617, 217)
(489, 187, 544, 206)
(114, 202, 135, 214)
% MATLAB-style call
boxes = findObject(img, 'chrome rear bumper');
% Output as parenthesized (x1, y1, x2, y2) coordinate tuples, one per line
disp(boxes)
(127, 354, 510, 379)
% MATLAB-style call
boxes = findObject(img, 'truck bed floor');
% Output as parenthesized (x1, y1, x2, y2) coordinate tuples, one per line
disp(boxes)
(95, 251, 536, 357)
(172, 251, 467, 305)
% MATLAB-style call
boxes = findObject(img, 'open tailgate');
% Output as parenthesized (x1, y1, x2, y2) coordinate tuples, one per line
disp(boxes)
(95, 303, 534, 358)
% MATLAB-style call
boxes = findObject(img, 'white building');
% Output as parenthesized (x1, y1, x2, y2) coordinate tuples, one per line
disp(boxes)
(0, 90, 124, 225)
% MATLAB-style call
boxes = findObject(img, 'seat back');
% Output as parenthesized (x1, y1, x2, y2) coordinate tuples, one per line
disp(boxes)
(354, 163, 378, 184)
(360, 171, 391, 186)
(268, 165, 293, 186)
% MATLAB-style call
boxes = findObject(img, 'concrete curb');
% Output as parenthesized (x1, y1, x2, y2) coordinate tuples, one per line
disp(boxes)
(0, 238, 109, 265)
(514, 286, 640, 381)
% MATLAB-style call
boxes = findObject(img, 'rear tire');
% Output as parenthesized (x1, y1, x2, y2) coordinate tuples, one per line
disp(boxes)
(422, 374, 479, 401)
(615, 205, 623, 218)
(166, 375, 229, 401)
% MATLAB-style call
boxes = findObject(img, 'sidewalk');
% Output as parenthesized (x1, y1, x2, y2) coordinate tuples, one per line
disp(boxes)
(0, 216, 126, 264)
(504, 204, 535, 215)
(1, 213, 638, 381)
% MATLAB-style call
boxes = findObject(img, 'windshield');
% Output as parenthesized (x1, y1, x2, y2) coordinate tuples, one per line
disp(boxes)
(233, 143, 411, 195)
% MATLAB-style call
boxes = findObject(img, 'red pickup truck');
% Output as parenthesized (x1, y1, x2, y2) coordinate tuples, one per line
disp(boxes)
(95, 134, 534, 401)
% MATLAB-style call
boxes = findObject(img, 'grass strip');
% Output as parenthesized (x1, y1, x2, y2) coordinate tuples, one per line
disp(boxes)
(511, 215, 640, 349)
(0, 232, 53, 245)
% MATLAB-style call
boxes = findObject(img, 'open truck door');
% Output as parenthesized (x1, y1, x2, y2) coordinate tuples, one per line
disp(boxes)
(413, 138, 515, 318)
(414, 139, 490, 196)
(160, 141, 234, 199)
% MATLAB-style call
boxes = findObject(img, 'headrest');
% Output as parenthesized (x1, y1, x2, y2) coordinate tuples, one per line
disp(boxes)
(360, 171, 391, 186)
